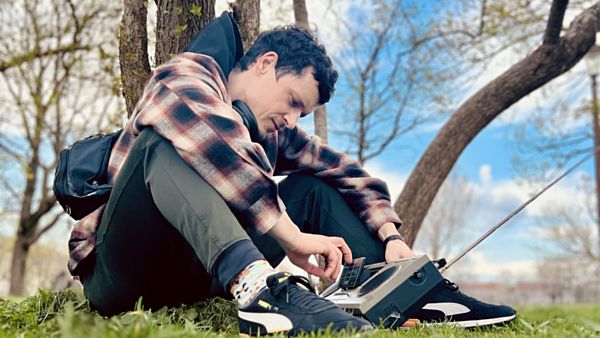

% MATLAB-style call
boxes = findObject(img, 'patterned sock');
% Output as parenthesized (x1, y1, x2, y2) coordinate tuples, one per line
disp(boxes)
(230, 260, 275, 307)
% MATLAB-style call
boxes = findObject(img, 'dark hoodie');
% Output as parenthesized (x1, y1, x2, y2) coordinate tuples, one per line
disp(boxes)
(185, 12, 260, 140)
(184, 11, 244, 78)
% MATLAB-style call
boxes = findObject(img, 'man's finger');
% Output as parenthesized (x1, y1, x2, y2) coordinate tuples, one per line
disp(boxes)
(330, 237, 352, 264)
(302, 262, 326, 278)
(333, 255, 341, 279)
(323, 247, 339, 279)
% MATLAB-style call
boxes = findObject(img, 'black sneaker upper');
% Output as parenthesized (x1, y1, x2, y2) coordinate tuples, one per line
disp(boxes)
(238, 272, 372, 335)
(414, 279, 516, 325)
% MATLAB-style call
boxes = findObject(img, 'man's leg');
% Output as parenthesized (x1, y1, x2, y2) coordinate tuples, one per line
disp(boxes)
(81, 129, 371, 335)
(81, 128, 263, 315)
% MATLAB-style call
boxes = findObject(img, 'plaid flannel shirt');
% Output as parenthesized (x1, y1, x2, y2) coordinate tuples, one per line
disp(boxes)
(68, 53, 401, 276)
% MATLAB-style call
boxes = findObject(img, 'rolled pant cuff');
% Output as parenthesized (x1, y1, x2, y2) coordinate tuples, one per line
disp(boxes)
(213, 239, 266, 290)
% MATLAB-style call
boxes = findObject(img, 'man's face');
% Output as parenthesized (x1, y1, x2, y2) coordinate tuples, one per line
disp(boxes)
(242, 52, 320, 137)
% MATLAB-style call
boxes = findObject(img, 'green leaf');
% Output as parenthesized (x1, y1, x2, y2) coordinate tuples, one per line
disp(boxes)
(190, 4, 202, 17)
(175, 24, 188, 35)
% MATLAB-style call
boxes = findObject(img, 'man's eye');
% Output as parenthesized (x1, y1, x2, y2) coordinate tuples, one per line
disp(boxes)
(290, 99, 299, 107)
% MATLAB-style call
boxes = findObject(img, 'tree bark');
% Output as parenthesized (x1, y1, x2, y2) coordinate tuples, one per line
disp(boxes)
(314, 106, 328, 143)
(9, 236, 30, 295)
(155, 0, 215, 66)
(231, 0, 260, 52)
(395, 1, 600, 246)
(291, 0, 328, 142)
(120, 0, 151, 118)
(293, 0, 309, 30)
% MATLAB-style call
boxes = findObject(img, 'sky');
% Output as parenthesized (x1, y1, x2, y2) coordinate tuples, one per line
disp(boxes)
(1, 1, 598, 286)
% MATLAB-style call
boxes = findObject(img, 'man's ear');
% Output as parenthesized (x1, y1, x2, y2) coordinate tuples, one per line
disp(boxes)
(255, 51, 278, 75)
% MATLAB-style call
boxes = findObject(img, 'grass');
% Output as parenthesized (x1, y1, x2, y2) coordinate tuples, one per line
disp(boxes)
(0, 289, 599, 337)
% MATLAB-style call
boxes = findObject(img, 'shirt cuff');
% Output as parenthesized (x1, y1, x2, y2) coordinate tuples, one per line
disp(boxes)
(360, 202, 402, 233)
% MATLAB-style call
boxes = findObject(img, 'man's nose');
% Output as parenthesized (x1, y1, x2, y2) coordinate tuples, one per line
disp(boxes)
(283, 109, 302, 128)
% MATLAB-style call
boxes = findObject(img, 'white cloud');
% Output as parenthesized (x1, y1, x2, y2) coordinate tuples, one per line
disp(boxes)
(479, 164, 492, 186)
(454, 251, 537, 281)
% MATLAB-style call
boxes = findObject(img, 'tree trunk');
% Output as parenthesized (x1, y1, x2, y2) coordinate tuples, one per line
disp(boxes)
(231, 0, 260, 52)
(120, 0, 151, 118)
(395, 1, 600, 247)
(293, 0, 309, 30)
(155, 0, 215, 66)
(314, 106, 328, 143)
(291, 0, 328, 142)
(9, 236, 30, 295)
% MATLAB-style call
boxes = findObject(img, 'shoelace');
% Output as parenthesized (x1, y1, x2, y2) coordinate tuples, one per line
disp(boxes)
(444, 278, 480, 302)
(444, 279, 459, 291)
(268, 274, 336, 311)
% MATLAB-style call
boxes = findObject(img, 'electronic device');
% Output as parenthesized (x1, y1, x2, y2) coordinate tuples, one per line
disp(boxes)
(321, 255, 445, 328)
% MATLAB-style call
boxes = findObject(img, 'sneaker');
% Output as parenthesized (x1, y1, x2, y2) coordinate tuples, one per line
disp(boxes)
(238, 272, 373, 336)
(414, 279, 516, 327)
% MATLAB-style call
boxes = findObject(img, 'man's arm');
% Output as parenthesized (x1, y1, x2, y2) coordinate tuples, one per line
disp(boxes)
(276, 128, 401, 233)
(275, 127, 414, 261)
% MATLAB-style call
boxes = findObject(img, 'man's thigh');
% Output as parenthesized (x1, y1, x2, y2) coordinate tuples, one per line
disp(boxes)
(82, 129, 215, 315)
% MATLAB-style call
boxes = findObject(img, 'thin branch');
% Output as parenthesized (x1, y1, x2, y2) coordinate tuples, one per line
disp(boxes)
(0, 44, 91, 72)
(29, 195, 57, 226)
(29, 212, 63, 245)
(543, 0, 569, 45)
(478, 0, 488, 35)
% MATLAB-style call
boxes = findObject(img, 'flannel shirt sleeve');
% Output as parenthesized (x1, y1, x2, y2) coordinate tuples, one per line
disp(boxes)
(132, 55, 284, 234)
(67, 204, 105, 275)
(275, 127, 402, 233)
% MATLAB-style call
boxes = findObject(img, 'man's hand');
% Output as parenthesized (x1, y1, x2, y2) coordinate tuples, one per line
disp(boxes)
(384, 238, 415, 262)
(267, 211, 352, 280)
(283, 233, 352, 280)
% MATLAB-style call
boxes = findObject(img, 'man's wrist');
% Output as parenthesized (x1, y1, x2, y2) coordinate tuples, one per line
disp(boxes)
(383, 234, 405, 246)
(377, 222, 400, 241)
(267, 212, 302, 249)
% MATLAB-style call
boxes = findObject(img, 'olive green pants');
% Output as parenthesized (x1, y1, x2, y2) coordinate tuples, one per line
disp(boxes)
(81, 128, 385, 316)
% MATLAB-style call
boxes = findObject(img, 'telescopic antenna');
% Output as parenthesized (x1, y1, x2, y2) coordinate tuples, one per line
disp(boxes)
(439, 151, 595, 273)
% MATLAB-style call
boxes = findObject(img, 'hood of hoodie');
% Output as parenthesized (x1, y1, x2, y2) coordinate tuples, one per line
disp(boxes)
(184, 12, 261, 141)
(184, 11, 244, 77)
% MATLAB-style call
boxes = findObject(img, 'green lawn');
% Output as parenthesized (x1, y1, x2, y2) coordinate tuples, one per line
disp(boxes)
(1, 290, 599, 337)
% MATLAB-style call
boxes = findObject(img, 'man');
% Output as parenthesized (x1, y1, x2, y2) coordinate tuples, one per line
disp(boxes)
(68, 12, 515, 335)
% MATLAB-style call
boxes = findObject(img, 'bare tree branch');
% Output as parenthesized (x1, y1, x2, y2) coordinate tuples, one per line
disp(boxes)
(544, 0, 569, 44)
(0, 44, 92, 73)
(29, 212, 63, 245)
(396, 2, 600, 246)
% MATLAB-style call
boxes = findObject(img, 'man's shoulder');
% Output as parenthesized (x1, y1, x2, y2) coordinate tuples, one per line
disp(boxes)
(153, 53, 224, 83)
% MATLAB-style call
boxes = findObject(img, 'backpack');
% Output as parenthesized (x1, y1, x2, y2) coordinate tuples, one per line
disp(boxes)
(53, 130, 122, 220)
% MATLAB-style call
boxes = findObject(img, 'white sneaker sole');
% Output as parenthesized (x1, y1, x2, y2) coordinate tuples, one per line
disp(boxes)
(424, 314, 516, 328)
(238, 310, 293, 334)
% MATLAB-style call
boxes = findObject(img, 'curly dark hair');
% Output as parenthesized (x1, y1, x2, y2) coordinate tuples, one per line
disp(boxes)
(236, 26, 338, 105)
